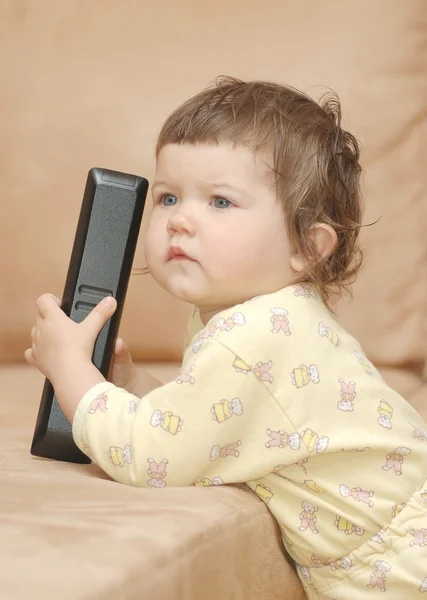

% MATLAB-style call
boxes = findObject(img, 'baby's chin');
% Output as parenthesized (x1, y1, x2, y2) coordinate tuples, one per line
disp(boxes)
(150, 266, 251, 311)
(156, 274, 209, 306)
(162, 280, 238, 314)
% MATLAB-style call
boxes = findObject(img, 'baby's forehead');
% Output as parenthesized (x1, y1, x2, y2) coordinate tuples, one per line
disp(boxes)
(155, 142, 274, 184)
(156, 142, 273, 177)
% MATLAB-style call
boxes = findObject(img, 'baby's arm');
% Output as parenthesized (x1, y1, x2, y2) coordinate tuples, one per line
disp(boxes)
(72, 339, 305, 488)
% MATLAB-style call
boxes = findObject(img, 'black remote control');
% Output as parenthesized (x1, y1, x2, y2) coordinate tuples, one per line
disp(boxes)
(30, 168, 148, 463)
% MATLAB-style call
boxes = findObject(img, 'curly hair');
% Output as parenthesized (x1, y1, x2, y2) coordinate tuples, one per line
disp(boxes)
(150, 75, 364, 308)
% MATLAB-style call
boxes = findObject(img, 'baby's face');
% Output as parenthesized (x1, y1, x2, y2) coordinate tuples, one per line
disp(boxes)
(145, 142, 295, 322)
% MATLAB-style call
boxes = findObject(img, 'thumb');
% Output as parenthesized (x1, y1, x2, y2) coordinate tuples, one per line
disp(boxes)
(82, 296, 117, 340)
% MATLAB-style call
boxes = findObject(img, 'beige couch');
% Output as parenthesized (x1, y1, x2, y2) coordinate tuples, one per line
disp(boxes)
(1, 2, 426, 598)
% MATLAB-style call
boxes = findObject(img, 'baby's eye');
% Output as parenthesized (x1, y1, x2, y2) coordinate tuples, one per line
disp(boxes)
(160, 194, 178, 206)
(212, 197, 232, 209)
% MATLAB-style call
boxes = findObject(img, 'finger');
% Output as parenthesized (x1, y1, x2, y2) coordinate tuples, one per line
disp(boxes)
(82, 296, 117, 341)
(114, 337, 129, 356)
(31, 325, 36, 340)
(115, 337, 123, 354)
(115, 339, 132, 362)
(36, 293, 61, 318)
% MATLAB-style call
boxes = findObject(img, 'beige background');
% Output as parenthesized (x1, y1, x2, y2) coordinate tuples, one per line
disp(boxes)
(1, 4, 426, 599)
(0, 1, 426, 408)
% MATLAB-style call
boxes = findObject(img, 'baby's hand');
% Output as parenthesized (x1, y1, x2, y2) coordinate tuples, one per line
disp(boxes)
(108, 337, 140, 394)
(25, 293, 116, 386)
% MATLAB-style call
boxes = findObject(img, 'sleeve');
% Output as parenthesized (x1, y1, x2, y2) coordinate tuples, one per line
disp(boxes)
(72, 338, 307, 488)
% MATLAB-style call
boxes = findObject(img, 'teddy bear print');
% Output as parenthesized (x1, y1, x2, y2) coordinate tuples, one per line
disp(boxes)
(265, 428, 301, 450)
(391, 502, 406, 519)
(192, 339, 203, 353)
(334, 516, 365, 536)
(175, 364, 195, 384)
(291, 364, 319, 388)
(270, 307, 291, 335)
(211, 398, 243, 423)
(214, 311, 246, 332)
(377, 399, 393, 429)
(150, 409, 183, 435)
(371, 523, 389, 544)
(354, 350, 374, 376)
(189, 313, 244, 352)
(296, 458, 309, 473)
(108, 444, 132, 468)
(88, 392, 108, 413)
(255, 483, 274, 504)
(421, 490, 427, 504)
(293, 284, 317, 299)
(410, 528, 427, 547)
(382, 446, 411, 475)
(420, 577, 427, 593)
(210, 441, 241, 460)
(232, 356, 252, 374)
(299, 501, 319, 533)
(367, 560, 391, 591)
(304, 480, 326, 493)
(297, 566, 315, 589)
(253, 360, 274, 382)
(318, 322, 340, 347)
(337, 379, 356, 412)
(191, 327, 216, 353)
(147, 458, 168, 488)
(300, 428, 329, 453)
(129, 400, 137, 414)
(413, 426, 427, 442)
(339, 484, 374, 507)
(311, 554, 331, 567)
(232, 357, 274, 382)
(193, 476, 224, 487)
(330, 556, 352, 571)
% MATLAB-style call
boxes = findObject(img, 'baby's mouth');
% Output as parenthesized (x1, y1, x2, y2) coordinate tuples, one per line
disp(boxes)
(167, 246, 196, 262)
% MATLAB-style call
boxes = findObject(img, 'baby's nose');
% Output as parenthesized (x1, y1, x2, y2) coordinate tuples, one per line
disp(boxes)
(166, 211, 196, 235)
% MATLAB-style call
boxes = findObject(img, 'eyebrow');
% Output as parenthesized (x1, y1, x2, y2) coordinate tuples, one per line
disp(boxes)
(205, 182, 241, 193)
(151, 180, 167, 191)
(151, 180, 241, 193)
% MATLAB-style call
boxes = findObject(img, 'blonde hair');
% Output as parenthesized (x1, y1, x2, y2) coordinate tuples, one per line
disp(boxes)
(144, 75, 365, 308)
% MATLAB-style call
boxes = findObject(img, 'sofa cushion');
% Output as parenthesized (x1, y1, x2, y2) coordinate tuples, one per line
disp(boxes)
(0, 363, 306, 600)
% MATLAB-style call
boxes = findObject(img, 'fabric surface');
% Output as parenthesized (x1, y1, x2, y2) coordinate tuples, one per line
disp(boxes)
(0, 363, 305, 600)
(72, 285, 427, 598)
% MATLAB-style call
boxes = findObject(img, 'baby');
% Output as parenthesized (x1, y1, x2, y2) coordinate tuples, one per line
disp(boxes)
(26, 76, 427, 599)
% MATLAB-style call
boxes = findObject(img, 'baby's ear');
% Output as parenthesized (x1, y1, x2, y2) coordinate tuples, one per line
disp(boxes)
(309, 223, 338, 260)
(290, 223, 338, 272)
